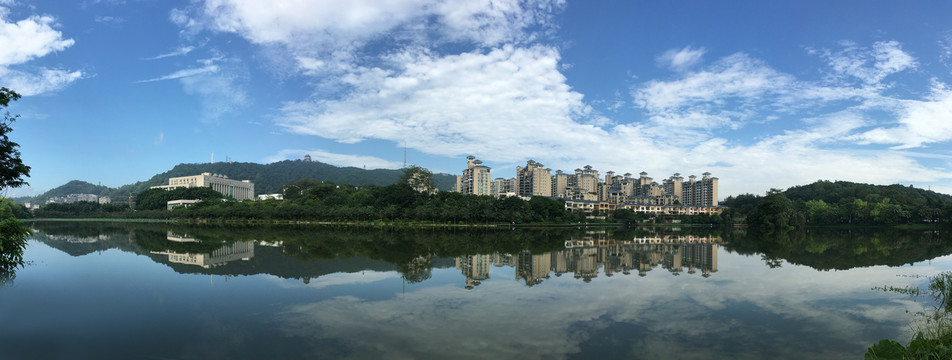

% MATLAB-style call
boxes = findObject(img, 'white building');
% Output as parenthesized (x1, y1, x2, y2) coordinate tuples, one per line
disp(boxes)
(151, 172, 255, 200)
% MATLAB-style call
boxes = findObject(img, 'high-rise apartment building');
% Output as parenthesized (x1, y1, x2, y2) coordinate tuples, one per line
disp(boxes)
(516, 160, 552, 197)
(681, 172, 718, 206)
(492, 177, 517, 196)
(457, 156, 492, 196)
(551, 170, 571, 197)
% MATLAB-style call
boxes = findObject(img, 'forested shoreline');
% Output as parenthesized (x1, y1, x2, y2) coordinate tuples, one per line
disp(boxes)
(722, 180, 952, 230)
(15, 178, 952, 228)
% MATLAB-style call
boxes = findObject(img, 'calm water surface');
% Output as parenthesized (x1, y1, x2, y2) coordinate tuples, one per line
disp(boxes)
(1, 222, 950, 359)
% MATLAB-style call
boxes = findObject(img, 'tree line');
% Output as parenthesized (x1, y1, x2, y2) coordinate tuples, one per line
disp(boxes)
(721, 180, 952, 230)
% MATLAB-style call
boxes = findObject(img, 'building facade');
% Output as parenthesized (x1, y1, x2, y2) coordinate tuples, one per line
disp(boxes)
(151, 172, 255, 200)
(457, 156, 492, 196)
(516, 160, 552, 197)
(682, 172, 718, 207)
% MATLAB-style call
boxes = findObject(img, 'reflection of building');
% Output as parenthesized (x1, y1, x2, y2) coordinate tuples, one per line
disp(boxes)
(167, 199, 200, 210)
(456, 254, 493, 289)
(151, 172, 255, 200)
(151, 241, 255, 269)
(454, 232, 720, 287)
(516, 251, 551, 286)
(166, 231, 198, 242)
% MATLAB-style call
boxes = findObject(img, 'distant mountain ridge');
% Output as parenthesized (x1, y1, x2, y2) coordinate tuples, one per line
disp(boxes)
(14, 160, 457, 205)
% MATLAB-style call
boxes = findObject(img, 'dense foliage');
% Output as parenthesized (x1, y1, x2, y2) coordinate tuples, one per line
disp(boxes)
(0, 88, 30, 272)
(134, 187, 225, 210)
(722, 180, 952, 227)
(31, 201, 131, 218)
(163, 182, 581, 224)
(723, 227, 952, 270)
(0, 87, 29, 190)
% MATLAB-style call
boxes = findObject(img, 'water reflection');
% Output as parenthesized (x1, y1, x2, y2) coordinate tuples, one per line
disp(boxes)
(7, 221, 952, 359)
(457, 232, 721, 289)
(151, 241, 255, 269)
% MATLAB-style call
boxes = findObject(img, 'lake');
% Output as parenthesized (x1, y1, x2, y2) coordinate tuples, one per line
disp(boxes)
(1, 221, 950, 359)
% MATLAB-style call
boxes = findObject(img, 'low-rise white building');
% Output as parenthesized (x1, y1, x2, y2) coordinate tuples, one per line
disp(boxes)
(151, 172, 255, 200)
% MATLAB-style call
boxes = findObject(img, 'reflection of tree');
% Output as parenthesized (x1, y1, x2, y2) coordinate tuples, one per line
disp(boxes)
(399, 255, 433, 284)
(760, 255, 783, 268)
(724, 228, 952, 271)
(0, 268, 14, 287)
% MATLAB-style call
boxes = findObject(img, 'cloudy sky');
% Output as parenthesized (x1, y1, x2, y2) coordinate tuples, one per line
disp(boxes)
(3, 0, 952, 198)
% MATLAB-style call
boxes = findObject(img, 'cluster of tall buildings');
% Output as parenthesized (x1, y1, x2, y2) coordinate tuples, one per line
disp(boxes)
(455, 157, 719, 207)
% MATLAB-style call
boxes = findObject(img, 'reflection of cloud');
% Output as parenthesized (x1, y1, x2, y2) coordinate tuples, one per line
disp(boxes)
(274, 271, 401, 290)
(277, 252, 948, 359)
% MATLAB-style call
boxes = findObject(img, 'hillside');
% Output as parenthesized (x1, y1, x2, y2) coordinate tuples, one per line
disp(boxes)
(721, 180, 952, 226)
(16, 160, 458, 204)
(782, 180, 952, 207)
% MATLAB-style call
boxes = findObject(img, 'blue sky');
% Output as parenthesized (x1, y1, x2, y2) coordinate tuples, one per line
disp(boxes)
(2, 0, 952, 199)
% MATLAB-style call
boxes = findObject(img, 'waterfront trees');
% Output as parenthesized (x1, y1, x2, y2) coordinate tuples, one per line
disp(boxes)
(0, 88, 31, 272)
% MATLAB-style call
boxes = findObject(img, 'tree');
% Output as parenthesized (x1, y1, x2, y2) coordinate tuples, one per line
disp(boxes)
(399, 165, 435, 194)
(746, 191, 804, 231)
(0, 88, 29, 189)
(0, 88, 31, 272)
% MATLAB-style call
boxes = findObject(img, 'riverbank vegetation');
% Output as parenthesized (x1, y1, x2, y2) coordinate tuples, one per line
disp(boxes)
(0, 88, 31, 272)
(867, 271, 952, 359)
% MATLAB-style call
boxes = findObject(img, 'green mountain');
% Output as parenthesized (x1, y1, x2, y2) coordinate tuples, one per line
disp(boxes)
(16, 160, 458, 205)
(782, 180, 952, 206)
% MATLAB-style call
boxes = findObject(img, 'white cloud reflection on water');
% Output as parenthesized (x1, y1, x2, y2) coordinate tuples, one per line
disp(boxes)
(274, 251, 952, 360)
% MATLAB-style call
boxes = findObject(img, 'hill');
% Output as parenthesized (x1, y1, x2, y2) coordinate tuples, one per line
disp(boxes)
(782, 180, 952, 207)
(16, 160, 458, 205)
(721, 180, 952, 226)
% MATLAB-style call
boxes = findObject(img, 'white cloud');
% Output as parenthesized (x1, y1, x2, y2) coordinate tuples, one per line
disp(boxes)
(179, 70, 247, 123)
(177, 0, 952, 197)
(940, 32, 952, 69)
(135, 56, 247, 122)
(812, 40, 916, 85)
(656, 46, 706, 71)
(135, 64, 219, 83)
(153, 131, 164, 146)
(94, 16, 125, 24)
(0, 8, 82, 95)
(278, 45, 605, 163)
(0, 67, 83, 96)
(0, 13, 74, 66)
(180, 0, 564, 73)
(852, 84, 952, 149)
(634, 53, 796, 121)
(143, 46, 195, 60)
(265, 149, 403, 169)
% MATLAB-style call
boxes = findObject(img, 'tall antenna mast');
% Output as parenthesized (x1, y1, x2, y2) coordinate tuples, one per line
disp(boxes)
(403, 140, 407, 169)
